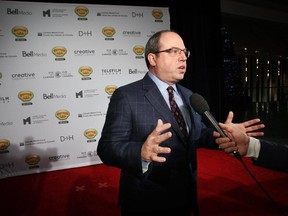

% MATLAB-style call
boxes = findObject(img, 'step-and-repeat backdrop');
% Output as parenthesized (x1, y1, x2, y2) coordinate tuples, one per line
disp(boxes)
(0, 1, 170, 179)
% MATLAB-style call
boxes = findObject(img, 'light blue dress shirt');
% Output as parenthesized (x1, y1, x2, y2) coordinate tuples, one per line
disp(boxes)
(141, 72, 191, 173)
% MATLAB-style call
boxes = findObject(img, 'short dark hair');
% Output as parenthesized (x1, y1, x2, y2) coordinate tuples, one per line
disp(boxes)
(144, 29, 178, 69)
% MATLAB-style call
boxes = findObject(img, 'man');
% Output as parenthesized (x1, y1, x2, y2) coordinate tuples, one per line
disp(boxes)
(216, 111, 288, 173)
(97, 30, 264, 216)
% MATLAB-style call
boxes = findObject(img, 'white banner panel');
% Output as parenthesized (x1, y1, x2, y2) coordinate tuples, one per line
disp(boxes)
(0, 0, 170, 178)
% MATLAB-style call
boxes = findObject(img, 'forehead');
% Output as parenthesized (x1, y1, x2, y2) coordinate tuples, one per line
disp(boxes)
(159, 32, 185, 49)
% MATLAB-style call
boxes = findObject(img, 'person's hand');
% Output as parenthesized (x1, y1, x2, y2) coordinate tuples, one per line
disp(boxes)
(214, 123, 250, 156)
(141, 119, 172, 163)
(224, 111, 265, 137)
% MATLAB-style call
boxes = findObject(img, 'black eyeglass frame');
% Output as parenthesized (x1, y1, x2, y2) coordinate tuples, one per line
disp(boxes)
(153, 47, 190, 58)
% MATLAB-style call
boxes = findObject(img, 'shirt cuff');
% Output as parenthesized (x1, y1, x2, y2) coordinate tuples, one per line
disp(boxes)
(142, 160, 150, 173)
(245, 137, 261, 159)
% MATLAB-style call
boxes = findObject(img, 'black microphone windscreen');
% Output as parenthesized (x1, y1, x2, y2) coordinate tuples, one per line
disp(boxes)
(189, 93, 210, 114)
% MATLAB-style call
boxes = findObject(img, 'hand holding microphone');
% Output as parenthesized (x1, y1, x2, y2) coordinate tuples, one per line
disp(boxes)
(189, 93, 242, 159)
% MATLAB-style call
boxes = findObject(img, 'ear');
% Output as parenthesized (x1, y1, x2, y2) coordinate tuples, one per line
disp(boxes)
(147, 53, 156, 67)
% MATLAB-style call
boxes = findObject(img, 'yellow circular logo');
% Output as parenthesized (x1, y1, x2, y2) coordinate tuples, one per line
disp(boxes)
(105, 85, 117, 95)
(18, 90, 34, 102)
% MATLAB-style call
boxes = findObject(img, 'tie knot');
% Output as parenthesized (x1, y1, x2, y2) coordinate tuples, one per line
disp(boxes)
(167, 86, 174, 95)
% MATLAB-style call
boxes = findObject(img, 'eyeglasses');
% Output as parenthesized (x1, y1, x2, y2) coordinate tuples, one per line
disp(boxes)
(154, 47, 190, 58)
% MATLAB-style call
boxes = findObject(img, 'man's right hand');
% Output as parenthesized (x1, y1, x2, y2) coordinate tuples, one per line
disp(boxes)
(141, 119, 172, 163)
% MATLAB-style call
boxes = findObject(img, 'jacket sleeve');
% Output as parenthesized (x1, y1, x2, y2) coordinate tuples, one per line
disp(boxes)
(252, 139, 288, 173)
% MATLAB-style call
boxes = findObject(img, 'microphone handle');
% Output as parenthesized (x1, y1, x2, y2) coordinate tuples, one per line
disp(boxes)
(203, 111, 226, 137)
(203, 111, 242, 159)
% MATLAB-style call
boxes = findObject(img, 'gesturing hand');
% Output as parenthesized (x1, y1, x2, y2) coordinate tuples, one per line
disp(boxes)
(141, 119, 172, 163)
(224, 111, 265, 137)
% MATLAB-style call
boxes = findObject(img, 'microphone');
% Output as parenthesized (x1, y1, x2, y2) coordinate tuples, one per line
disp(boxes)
(189, 93, 241, 159)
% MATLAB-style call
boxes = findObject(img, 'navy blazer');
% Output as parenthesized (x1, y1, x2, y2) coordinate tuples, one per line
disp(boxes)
(254, 139, 288, 173)
(97, 73, 218, 212)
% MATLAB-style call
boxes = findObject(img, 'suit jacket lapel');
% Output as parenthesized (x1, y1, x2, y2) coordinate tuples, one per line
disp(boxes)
(142, 74, 187, 142)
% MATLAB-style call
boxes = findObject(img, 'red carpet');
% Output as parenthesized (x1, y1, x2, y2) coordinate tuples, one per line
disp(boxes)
(1, 149, 287, 216)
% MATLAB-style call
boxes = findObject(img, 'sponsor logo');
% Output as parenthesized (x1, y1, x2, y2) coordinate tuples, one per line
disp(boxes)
(0, 53, 17, 58)
(12, 72, 35, 80)
(78, 30, 92, 37)
(133, 45, 145, 59)
(18, 90, 33, 106)
(75, 89, 99, 98)
(0, 139, 10, 151)
(123, 30, 141, 37)
(12, 26, 28, 41)
(49, 154, 70, 161)
(23, 115, 48, 125)
(128, 68, 147, 74)
(102, 26, 115, 40)
(20, 138, 55, 146)
(102, 68, 121, 75)
(75, 6, 89, 20)
(0, 96, 9, 104)
(43, 93, 66, 100)
(38, 31, 73, 37)
(96, 11, 128, 17)
(0, 121, 13, 126)
(78, 66, 92, 80)
(78, 111, 103, 118)
(84, 129, 97, 143)
(22, 51, 47, 58)
(152, 9, 164, 20)
(43, 70, 73, 79)
(52, 46, 67, 61)
(105, 85, 117, 97)
(7, 8, 32, 16)
(60, 135, 74, 142)
(132, 12, 144, 18)
(42, 8, 69, 18)
(55, 109, 70, 124)
(76, 150, 97, 159)
(0, 162, 14, 171)
(25, 154, 40, 168)
(52, 46, 67, 57)
(101, 48, 128, 56)
(74, 49, 95, 56)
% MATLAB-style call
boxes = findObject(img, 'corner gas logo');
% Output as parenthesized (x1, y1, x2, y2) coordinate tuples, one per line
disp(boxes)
(152, 9, 163, 19)
(105, 85, 117, 97)
(84, 128, 97, 139)
(52, 46, 67, 57)
(75, 6, 89, 20)
(55, 109, 70, 120)
(25, 154, 40, 167)
(133, 45, 145, 59)
(79, 66, 93, 80)
(12, 26, 28, 41)
(18, 90, 34, 105)
(0, 139, 10, 151)
(133, 45, 144, 55)
(102, 26, 116, 40)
